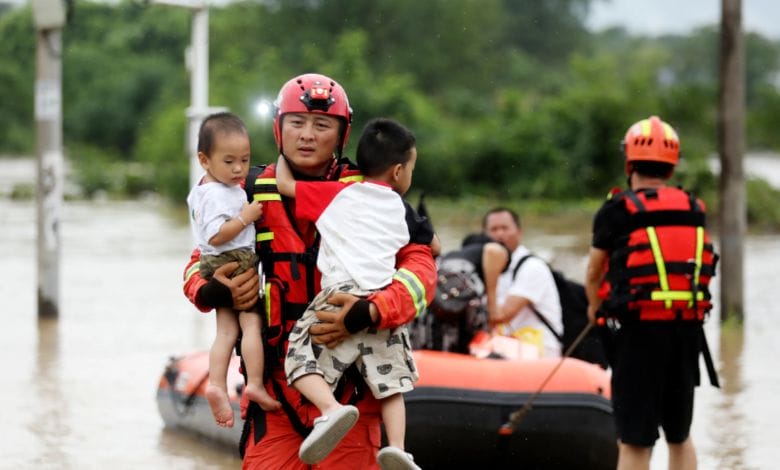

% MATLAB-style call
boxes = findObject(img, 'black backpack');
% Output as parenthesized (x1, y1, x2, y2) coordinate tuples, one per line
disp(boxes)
(512, 255, 609, 369)
(429, 260, 483, 322)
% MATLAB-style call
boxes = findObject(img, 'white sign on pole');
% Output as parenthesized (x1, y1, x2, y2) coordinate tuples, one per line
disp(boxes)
(35, 79, 61, 121)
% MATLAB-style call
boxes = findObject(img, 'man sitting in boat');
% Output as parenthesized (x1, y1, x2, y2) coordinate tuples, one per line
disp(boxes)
(484, 207, 564, 359)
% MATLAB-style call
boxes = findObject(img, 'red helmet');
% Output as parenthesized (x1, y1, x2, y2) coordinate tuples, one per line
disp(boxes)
(622, 115, 680, 175)
(272, 73, 353, 156)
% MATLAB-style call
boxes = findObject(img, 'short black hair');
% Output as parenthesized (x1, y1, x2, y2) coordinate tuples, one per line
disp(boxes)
(461, 232, 495, 248)
(198, 112, 248, 155)
(629, 161, 674, 178)
(482, 207, 521, 229)
(356, 118, 416, 177)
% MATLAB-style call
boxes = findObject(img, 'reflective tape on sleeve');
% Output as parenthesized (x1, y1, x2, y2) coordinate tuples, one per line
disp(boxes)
(184, 262, 200, 282)
(393, 268, 427, 318)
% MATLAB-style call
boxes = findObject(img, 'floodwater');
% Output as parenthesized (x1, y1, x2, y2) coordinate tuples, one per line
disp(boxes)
(2, 158, 780, 469)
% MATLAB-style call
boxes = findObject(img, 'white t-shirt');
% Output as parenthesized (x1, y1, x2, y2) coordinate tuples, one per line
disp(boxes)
(296, 180, 410, 290)
(186, 179, 255, 255)
(496, 245, 563, 358)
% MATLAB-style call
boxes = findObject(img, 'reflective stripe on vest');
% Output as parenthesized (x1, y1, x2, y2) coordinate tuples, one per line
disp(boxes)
(339, 174, 363, 183)
(257, 229, 274, 243)
(644, 224, 706, 309)
(264, 280, 274, 326)
(252, 178, 281, 202)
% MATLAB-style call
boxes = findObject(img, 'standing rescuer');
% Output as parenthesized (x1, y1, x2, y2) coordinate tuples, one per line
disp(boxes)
(584, 115, 719, 470)
(183, 73, 436, 469)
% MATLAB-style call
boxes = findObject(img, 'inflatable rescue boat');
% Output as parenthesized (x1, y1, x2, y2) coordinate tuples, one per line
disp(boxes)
(157, 351, 244, 448)
(157, 350, 617, 468)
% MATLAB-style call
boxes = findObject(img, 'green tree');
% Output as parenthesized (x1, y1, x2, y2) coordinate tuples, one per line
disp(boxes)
(0, 6, 35, 153)
(63, 2, 188, 159)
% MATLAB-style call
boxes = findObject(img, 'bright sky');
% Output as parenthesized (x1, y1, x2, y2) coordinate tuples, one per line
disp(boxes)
(587, 0, 780, 39)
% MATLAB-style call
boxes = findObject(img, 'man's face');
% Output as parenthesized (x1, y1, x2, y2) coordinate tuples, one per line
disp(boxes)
(280, 113, 341, 177)
(484, 210, 521, 252)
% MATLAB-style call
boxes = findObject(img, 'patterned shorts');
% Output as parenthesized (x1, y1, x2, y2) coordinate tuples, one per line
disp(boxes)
(285, 281, 419, 399)
(199, 248, 258, 280)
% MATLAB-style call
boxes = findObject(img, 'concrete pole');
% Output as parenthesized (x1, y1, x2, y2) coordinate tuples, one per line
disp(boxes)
(187, 6, 209, 189)
(35, 28, 64, 318)
(718, 0, 746, 323)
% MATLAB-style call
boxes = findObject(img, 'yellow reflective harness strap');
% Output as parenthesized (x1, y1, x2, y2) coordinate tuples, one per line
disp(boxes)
(254, 193, 281, 202)
(651, 291, 705, 302)
(184, 262, 200, 282)
(646, 226, 672, 308)
(647, 226, 706, 306)
(253, 177, 281, 202)
(692, 226, 704, 307)
(256, 231, 274, 243)
(339, 175, 364, 184)
(393, 268, 427, 318)
(264, 282, 272, 325)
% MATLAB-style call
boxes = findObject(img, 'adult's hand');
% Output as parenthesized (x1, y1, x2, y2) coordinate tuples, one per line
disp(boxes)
(212, 262, 259, 311)
(310, 294, 381, 348)
(309, 292, 357, 348)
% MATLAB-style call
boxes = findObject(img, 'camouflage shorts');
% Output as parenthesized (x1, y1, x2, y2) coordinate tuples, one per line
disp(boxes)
(285, 281, 419, 399)
(199, 248, 258, 279)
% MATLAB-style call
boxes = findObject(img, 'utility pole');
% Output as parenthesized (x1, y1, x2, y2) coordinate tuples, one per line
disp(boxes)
(187, 5, 210, 189)
(31, 0, 66, 318)
(150, 0, 226, 190)
(718, 0, 746, 323)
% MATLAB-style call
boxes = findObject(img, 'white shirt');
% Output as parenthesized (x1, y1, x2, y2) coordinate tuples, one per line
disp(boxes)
(296, 180, 410, 290)
(496, 245, 563, 358)
(186, 179, 255, 255)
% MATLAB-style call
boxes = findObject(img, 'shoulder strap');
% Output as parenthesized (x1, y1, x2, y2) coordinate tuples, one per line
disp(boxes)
(510, 254, 534, 281)
(244, 164, 267, 202)
(510, 253, 563, 343)
(530, 304, 563, 344)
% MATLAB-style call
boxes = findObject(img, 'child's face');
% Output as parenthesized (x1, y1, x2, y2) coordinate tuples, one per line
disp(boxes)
(199, 131, 251, 186)
(394, 147, 417, 196)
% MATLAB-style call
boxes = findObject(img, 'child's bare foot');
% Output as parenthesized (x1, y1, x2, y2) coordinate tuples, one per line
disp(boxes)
(244, 383, 282, 411)
(205, 384, 235, 428)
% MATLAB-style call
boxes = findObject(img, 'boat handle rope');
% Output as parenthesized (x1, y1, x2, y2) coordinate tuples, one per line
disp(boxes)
(497, 321, 596, 436)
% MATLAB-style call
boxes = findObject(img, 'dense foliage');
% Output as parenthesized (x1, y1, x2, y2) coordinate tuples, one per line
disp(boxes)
(1, 0, 779, 208)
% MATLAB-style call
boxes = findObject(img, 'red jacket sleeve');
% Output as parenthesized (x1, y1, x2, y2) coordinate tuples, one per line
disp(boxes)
(182, 247, 212, 313)
(368, 243, 436, 330)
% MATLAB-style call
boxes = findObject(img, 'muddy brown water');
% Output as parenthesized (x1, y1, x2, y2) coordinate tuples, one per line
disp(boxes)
(2, 191, 778, 468)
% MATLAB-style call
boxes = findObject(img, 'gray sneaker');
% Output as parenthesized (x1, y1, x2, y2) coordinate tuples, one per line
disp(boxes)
(298, 405, 359, 464)
(377, 446, 421, 470)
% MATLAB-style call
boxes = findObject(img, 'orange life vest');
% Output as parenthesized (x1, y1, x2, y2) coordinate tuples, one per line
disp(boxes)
(605, 187, 718, 321)
(245, 162, 363, 357)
